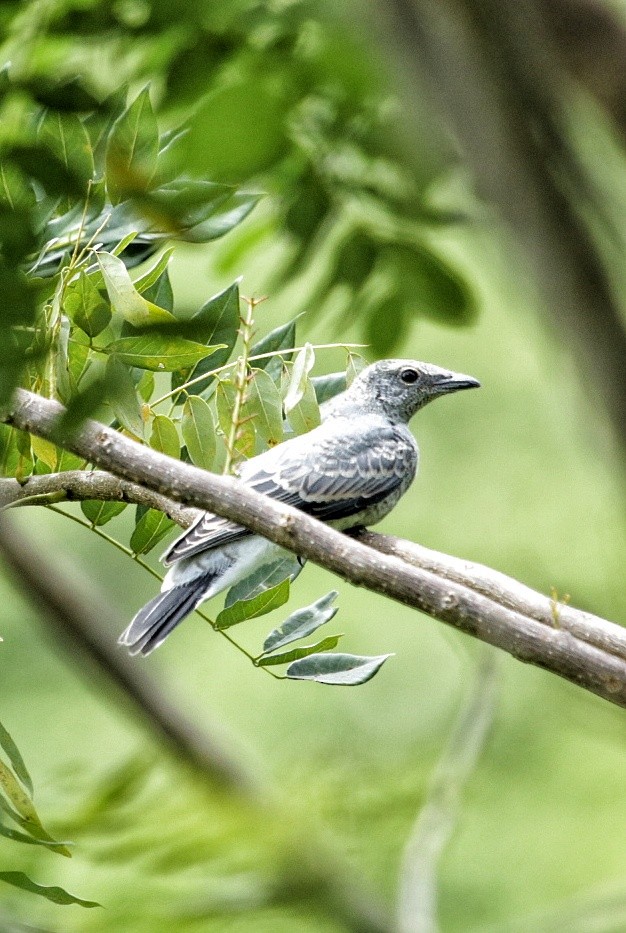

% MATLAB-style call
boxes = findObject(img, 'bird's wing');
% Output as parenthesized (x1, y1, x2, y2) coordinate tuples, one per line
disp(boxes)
(162, 419, 416, 566)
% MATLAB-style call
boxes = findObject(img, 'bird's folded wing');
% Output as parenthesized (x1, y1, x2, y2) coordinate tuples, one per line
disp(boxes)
(161, 420, 415, 566)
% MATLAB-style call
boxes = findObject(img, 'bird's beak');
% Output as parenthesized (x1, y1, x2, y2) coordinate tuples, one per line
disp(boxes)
(429, 370, 481, 395)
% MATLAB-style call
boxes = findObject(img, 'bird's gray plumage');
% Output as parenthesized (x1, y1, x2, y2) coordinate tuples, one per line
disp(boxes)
(120, 359, 479, 655)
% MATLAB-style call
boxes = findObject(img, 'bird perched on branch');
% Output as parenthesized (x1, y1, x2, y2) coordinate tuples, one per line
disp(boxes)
(120, 359, 479, 655)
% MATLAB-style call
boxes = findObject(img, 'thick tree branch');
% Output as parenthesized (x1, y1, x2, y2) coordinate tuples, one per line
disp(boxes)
(0, 470, 199, 526)
(3, 387, 626, 708)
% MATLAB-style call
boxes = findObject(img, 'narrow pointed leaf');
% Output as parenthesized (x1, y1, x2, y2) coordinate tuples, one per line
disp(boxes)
(103, 335, 222, 371)
(215, 579, 290, 630)
(130, 509, 175, 554)
(258, 636, 341, 666)
(284, 343, 315, 415)
(38, 111, 94, 191)
(0, 872, 100, 908)
(171, 280, 240, 400)
(246, 368, 283, 447)
(251, 315, 301, 378)
(263, 591, 338, 653)
(150, 415, 179, 459)
(133, 247, 174, 294)
(225, 555, 303, 607)
(181, 396, 215, 470)
(0, 721, 32, 795)
(286, 653, 393, 685)
(106, 86, 158, 202)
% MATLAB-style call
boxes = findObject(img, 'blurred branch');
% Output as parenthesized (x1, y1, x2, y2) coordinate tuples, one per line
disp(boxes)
(0, 514, 260, 798)
(397, 649, 499, 933)
(0, 470, 199, 526)
(0, 513, 392, 933)
(4, 388, 626, 709)
(379, 0, 626, 448)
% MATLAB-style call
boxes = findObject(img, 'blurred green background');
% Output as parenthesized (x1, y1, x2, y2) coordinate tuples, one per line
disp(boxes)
(2, 0, 626, 930)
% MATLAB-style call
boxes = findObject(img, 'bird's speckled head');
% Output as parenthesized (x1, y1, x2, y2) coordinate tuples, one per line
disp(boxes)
(337, 359, 480, 424)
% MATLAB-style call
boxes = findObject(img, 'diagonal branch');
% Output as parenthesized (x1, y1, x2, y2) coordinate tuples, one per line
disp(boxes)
(3, 387, 626, 708)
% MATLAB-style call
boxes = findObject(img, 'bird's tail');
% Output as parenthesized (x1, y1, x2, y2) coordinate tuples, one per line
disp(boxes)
(119, 574, 211, 656)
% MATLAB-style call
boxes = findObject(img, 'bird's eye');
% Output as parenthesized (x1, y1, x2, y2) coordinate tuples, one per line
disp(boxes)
(400, 368, 419, 384)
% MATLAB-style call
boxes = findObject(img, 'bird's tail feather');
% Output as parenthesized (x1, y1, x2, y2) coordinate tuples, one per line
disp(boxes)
(119, 574, 210, 656)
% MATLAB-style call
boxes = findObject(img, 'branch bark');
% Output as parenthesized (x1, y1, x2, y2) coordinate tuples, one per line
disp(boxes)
(3, 387, 626, 708)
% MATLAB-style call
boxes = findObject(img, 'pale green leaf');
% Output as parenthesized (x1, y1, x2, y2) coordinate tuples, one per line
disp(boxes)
(0, 721, 32, 795)
(246, 368, 283, 448)
(263, 591, 338, 653)
(97, 251, 174, 326)
(150, 415, 180, 459)
(286, 653, 393, 685)
(181, 396, 215, 470)
(64, 270, 111, 338)
(283, 343, 315, 414)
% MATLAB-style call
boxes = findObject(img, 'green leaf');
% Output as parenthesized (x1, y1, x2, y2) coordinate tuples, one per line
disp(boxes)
(286, 653, 393, 685)
(106, 86, 158, 203)
(67, 332, 92, 389)
(64, 270, 111, 338)
(258, 635, 341, 666)
(80, 500, 127, 526)
(215, 579, 290, 630)
(284, 373, 320, 436)
(37, 111, 94, 194)
(251, 315, 300, 378)
(181, 396, 215, 470)
(263, 591, 338, 653)
(30, 435, 58, 471)
(0, 762, 70, 856)
(171, 280, 240, 402)
(133, 247, 175, 294)
(0, 721, 32, 796)
(130, 509, 175, 554)
(136, 370, 154, 402)
(105, 357, 145, 438)
(103, 335, 222, 371)
(0, 823, 70, 851)
(150, 415, 180, 459)
(185, 72, 291, 181)
(141, 266, 173, 313)
(246, 368, 283, 448)
(215, 379, 255, 462)
(284, 343, 315, 414)
(147, 179, 260, 242)
(0, 872, 99, 908)
(97, 251, 175, 327)
(225, 555, 303, 608)
(312, 372, 346, 404)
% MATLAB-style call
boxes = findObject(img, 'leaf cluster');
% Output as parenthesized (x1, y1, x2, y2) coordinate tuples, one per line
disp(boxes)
(0, 718, 99, 908)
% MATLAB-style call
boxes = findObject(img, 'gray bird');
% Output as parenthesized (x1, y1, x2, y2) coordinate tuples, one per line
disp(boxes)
(120, 359, 479, 655)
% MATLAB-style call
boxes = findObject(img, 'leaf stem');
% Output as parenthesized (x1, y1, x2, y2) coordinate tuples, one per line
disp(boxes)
(150, 342, 367, 408)
(44, 504, 283, 677)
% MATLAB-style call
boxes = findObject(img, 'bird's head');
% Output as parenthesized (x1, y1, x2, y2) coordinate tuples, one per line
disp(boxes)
(347, 359, 480, 423)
